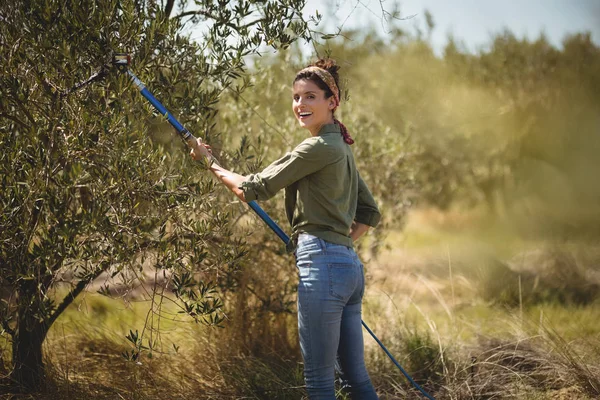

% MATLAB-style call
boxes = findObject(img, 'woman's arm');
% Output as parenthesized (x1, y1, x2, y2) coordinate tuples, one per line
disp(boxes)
(349, 221, 370, 242)
(355, 172, 381, 228)
(192, 136, 333, 204)
(208, 163, 248, 202)
(190, 139, 248, 202)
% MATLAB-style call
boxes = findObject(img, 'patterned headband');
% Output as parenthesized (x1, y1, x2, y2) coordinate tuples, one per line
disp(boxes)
(298, 66, 340, 108)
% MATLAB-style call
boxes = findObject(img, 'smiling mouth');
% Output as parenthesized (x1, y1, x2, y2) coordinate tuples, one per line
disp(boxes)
(298, 112, 312, 118)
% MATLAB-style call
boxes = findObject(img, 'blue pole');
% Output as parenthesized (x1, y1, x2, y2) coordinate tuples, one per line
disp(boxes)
(126, 70, 195, 144)
(246, 201, 290, 244)
(362, 322, 436, 400)
(123, 68, 435, 400)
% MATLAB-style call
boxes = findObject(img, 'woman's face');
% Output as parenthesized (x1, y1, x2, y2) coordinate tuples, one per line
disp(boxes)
(292, 79, 336, 136)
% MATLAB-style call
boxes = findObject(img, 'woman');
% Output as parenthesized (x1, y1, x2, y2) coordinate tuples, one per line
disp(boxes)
(190, 58, 380, 399)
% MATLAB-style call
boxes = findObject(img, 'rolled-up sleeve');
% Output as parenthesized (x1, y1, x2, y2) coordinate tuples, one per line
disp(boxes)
(355, 172, 381, 227)
(239, 137, 333, 201)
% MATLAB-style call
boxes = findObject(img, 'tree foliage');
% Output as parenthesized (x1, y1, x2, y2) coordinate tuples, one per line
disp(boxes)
(2, 0, 599, 393)
(0, 0, 313, 389)
(313, 28, 600, 234)
(209, 25, 600, 349)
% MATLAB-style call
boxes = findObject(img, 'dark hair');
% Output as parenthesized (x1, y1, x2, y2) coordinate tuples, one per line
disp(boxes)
(293, 58, 341, 101)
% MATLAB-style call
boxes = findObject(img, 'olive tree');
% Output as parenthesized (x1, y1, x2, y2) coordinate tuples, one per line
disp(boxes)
(0, 0, 312, 389)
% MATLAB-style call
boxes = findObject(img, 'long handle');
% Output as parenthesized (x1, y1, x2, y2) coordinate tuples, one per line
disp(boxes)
(123, 68, 435, 400)
(126, 70, 197, 147)
(125, 69, 289, 244)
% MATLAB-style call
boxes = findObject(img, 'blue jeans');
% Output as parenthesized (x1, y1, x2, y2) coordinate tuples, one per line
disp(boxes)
(295, 233, 378, 400)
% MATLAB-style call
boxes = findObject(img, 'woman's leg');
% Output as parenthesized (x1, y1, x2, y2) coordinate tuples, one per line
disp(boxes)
(336, 260, 378, 399)
(296, 236, 358, 399)
(297, 257, 346, 399)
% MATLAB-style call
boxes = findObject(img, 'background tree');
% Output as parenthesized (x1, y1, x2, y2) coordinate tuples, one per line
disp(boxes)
(0, 0, 313, 390)
(211, 25, 600, 359)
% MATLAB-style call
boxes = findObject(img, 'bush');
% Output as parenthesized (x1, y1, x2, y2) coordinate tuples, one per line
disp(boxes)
(478, 245, 600, 307)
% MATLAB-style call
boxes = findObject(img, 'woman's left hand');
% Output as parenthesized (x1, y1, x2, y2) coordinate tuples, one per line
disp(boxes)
(190, 138, 213, 162)
(350, 221, 370, 242)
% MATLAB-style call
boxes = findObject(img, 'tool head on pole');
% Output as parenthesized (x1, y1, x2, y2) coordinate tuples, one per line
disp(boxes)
(113, 53, 131, 72)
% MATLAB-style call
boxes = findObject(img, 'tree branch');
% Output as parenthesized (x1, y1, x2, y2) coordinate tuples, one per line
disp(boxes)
(173, 9, 216, 21)
(12, 97, 37, 128)
(0, 112, 30, 130)
(173, 9, 263, 31)
(22, 199, 44, 259)
(47, 268, 105, 327)
(1, 318, 15, 337)
(164, 0, 175, 19)
(59, 65, 109, 98)
(238, 18, 264, 31)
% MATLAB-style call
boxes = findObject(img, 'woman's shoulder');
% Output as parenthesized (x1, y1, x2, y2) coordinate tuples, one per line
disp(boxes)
(293, 135, 328, 154)
(293, 136, 347, 165)
(299, 131, 347, 148)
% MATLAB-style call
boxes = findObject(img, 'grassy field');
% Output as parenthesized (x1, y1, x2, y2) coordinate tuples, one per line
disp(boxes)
(2, 208, 600, 399)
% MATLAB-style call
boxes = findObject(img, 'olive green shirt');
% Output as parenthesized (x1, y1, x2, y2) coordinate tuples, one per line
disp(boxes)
(239, 124, 381, 252)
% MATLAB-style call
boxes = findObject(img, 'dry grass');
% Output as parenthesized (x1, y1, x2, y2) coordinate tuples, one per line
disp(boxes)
(358, 209, 600, 399)
(2, 209, 600, 399)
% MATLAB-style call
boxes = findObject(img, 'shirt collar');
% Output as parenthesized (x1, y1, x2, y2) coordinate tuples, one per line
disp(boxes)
(317, 123, 341, 136)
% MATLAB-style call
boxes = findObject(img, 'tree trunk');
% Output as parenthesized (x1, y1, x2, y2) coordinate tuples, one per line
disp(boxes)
(11, 322, 46, 389)
(9, 282, 49, 390)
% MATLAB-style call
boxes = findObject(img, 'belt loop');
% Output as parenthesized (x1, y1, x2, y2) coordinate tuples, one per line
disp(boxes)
(318, 237, 326, 251)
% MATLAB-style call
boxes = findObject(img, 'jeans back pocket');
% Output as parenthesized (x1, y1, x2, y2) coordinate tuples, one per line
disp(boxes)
(328, 261, 357, 301)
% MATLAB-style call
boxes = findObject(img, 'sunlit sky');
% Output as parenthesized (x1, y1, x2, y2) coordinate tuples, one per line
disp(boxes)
(303, 0, 600, 54)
